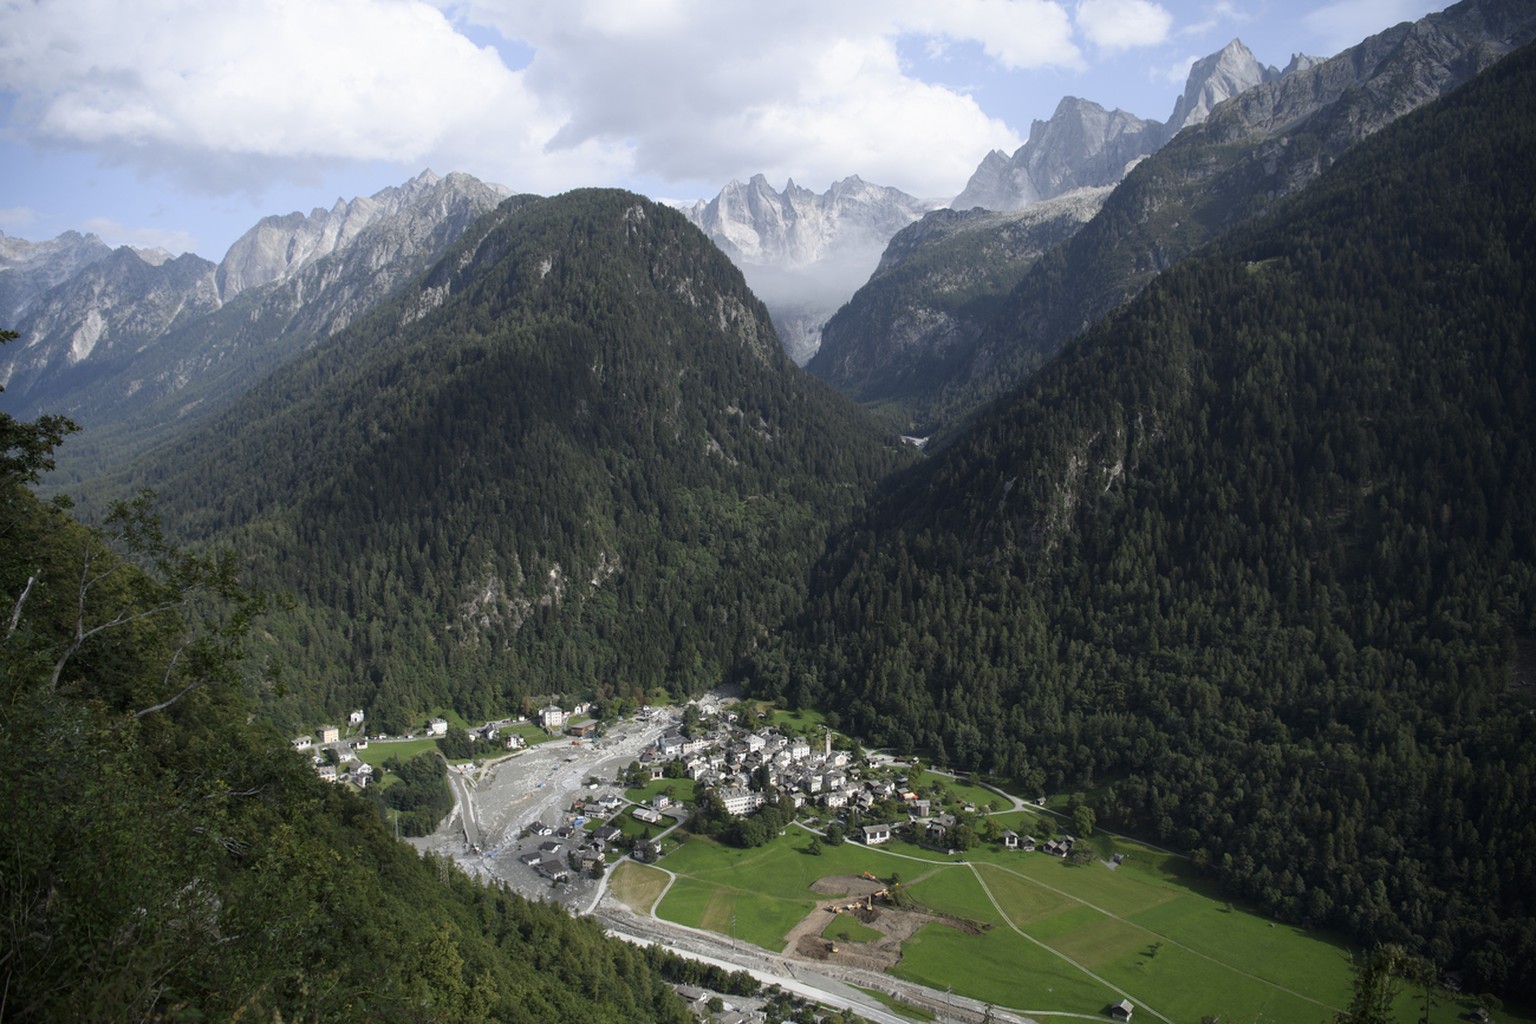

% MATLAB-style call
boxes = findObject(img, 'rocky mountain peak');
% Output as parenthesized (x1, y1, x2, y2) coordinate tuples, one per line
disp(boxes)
(213, 169, 507, 302)
(1167, 39, 1283, 133)
(0, 230, 115, 326)
(954, 38, 1301, 212)
(680, 174, 942, 364)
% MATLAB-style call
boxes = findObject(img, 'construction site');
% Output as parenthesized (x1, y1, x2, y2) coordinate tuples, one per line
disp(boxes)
(782, 872, 989, 974)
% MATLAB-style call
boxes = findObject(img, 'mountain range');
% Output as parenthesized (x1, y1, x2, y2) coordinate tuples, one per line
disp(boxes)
(3, 0, 1536, 1005)
(808, 0, 1536, 436)
(1, 171, 509, 473)
(952, 40, 1319, 212)
(0, 33, 1354, 418)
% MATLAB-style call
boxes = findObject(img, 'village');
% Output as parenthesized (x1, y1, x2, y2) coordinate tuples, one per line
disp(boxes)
(281, 695, 1113, 1024)
(287, 693, 1085, 883)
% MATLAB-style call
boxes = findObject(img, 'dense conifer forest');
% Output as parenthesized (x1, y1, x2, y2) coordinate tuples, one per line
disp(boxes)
(107, 190, 910, 733)
(0, 342, 693, 1022)
(752, 43, 1536, 994)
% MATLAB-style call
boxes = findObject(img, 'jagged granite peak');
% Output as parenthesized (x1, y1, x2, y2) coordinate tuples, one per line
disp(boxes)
(1166, 39, 1284, 133)
(1, 246, 218, 396)
(215, 169, 510, 301)
(954, 37, 1304, 212)
(1196, 0, 1536, 148)
(682, 173, 936, 267)
(954, 96, 1162, 211)
(679, 173, 943, 364)
(1, 171, 513, 440)
(0, 229, 114, 326)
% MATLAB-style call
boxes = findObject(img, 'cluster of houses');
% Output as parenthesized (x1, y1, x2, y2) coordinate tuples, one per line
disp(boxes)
(292, 710, 376, 786)
(637, 700, 1083, 861)
(643, 713, 865, 815)
(517, 803, 646, 883)
(293, 703, 569, 786)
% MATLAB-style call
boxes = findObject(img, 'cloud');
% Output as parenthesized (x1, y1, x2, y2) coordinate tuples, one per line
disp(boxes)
(1301, 0, 1436, 54)
(1158, 55, 1200, 86)
(0, 207, 41, 231)
(0, 0, 543, 188)
(0, 0, 1085, 203)
(444, 0, 1064, 196)
(1074, 0, 1175, 50)
(81, 216, 199, 256)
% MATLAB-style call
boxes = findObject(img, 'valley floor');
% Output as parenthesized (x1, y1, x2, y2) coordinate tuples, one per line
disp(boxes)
(408, 706, 1009, 1023)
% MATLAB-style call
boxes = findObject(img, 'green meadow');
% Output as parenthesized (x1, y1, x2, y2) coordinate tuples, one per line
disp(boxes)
(648, 823, 1529, 1024)
(356, 737, 440, 767)
(625, 777, 698, 806)
(822, 913, 884, 944)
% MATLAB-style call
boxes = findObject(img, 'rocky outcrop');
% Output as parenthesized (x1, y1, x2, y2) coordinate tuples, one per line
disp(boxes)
(1, 247, 218, 400)
(0, 171, 511, 437)
(0, 230, 114, 329)
(680, 175, 941, 364)
(954, 39, 1291, 212)
(215, 169, 508, 301)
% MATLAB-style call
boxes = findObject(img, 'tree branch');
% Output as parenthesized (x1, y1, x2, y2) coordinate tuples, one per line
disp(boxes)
(5, 571, 37, 641)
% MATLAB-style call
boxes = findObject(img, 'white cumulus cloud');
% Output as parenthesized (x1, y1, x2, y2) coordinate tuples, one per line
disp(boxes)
(1074, 0, 1175, 51)
(0, 0, 543, 190)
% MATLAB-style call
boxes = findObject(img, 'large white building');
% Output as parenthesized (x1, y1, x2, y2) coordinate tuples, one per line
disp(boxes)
(719, 786, 765, 816)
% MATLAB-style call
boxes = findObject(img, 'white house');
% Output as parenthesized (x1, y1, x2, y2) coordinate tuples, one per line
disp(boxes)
(861, 823, 893, 845)
(540, 705, 569, 730)
(348, 709, 365, 727)
(426, 718, 449, 737)
(291, 736, 314, 751)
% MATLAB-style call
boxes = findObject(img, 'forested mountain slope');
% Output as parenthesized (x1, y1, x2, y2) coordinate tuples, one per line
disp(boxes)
(116, 189, 908, 732)
(0, 347, 696, 1023)
(808, 187, 1110, 431)
(754, 42, 1536, 995)
(830, 0, 1536, 438)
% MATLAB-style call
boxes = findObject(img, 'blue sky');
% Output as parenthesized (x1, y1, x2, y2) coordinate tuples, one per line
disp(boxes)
(0, 0, 1450, 261)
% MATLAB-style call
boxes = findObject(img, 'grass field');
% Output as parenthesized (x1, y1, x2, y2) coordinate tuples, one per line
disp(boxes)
(608, 860, 671, 914)
(822, 913, 883, 944)
(766, 705, 829, 738)
(626, 777, 698, 806)
(356, 738, 440, 767)
(648, 823, 1531, 1024)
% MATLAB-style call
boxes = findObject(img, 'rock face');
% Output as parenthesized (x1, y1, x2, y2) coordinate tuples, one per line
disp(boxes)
(213, 170, 502, 301)
(954, 40, 1288, 212)
(807, 187, 1112, 427)
(0, 231, 114, 330)
(1165, 39, 1284, 132)
(815, 0, 1536, 439)
(0, 170, 511, 446)
(1, 248, 219, 396)
(684, 174, 936, 267)
(679, 175, 941, 364)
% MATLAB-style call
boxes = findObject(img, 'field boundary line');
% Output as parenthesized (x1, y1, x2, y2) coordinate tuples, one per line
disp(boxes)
(975, 861, 1342, 1014)
(968, 863, 1175, 1024)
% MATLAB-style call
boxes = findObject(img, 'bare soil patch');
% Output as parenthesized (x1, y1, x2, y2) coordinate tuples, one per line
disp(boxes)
(783, 875, 987, 973)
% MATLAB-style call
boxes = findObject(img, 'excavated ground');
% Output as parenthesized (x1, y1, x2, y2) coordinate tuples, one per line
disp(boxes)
(782, 874, 989, 973)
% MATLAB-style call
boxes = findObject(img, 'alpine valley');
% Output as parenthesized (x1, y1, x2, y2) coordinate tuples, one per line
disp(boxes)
(3, 0, 1536, 1020)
